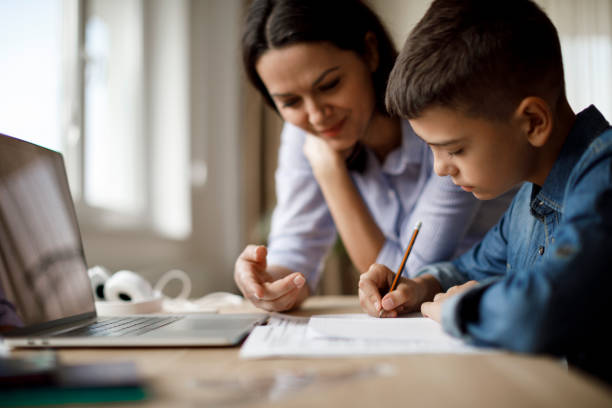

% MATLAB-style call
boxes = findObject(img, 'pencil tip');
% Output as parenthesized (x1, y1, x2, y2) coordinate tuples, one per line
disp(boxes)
(415, 221, 422, 229)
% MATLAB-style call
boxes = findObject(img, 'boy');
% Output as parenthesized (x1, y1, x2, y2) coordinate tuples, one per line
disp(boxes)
(358, 0, 612, 383)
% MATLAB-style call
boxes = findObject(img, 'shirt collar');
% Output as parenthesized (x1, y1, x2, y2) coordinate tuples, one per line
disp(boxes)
(380, 120, 422, 175)
(531, 105, 610, 215)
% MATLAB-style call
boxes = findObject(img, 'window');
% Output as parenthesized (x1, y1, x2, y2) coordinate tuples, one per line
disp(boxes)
(0, 0, 191, 240)
(0, 0, 64, 152)
(84, 0, 146, 218)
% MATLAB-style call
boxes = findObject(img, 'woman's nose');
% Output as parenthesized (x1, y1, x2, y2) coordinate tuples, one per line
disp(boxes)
(305, 98, 330, 127)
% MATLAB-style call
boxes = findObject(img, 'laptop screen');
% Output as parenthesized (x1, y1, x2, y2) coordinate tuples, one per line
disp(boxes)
(0, 134, 94, 334)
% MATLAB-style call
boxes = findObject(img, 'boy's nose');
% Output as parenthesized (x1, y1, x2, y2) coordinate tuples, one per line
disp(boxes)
(434, 156, 459, 178)
(434, 157, 450, 177)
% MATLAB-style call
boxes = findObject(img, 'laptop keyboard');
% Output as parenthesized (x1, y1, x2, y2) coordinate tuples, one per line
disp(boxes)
(56, 316, 183, 337)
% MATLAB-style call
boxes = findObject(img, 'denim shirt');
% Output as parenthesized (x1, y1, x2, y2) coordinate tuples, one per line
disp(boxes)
(416, 106, 612, 381)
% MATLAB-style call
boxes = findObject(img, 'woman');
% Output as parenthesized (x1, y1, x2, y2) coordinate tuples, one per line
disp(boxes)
(234, 0, 514, 311)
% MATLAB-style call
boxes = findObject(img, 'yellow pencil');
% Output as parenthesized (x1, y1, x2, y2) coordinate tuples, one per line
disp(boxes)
(379, 221, 422, 318)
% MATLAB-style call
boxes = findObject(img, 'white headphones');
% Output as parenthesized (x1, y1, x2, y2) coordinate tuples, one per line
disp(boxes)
(88, 266, 191, 302)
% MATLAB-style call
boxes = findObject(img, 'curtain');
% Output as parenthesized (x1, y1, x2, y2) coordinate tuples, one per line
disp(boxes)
(538, 0, 612, 121)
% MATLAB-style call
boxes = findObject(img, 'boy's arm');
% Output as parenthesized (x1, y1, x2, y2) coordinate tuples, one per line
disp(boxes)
(439, 158, 612, 354)
(359, 200, 512, 317)
(415, 191, 517, 290)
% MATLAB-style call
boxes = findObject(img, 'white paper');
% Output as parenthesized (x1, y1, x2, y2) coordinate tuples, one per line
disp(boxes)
(240, 313, 484, 359)
(308, 313, 452, 341)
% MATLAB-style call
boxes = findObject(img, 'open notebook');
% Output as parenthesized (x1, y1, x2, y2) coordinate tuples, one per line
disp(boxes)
(0, 133, 266, 347)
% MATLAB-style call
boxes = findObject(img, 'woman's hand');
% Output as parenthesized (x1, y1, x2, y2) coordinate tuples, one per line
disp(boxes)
(302, 134, 346, 179)
(358, 264, 442, 318)
(234, 245, 309, 312)
(421, 280, 479, 323)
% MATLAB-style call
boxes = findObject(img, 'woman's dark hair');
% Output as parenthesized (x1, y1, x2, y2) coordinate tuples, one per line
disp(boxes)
(242, 0, 398, 114)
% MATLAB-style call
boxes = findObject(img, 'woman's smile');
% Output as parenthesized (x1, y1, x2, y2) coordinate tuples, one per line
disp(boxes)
(317, 118, 347, 139)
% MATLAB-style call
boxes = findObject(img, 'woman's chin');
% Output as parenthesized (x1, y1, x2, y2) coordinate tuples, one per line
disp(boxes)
(326, 139, 357, 156)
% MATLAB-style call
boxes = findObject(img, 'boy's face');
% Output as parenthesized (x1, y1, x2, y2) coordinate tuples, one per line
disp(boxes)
(409, 106, 535, 200)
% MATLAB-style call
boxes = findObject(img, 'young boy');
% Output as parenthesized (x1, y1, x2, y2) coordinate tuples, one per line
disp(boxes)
(358, 0, 612, 383)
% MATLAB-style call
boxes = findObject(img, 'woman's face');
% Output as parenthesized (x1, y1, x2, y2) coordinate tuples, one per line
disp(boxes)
(255, 41, 377, 153)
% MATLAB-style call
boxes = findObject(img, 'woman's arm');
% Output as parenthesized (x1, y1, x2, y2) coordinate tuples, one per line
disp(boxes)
(303, 135, 385, 273)
(235, 123, 337, 310)
(266, 124, 338, 288)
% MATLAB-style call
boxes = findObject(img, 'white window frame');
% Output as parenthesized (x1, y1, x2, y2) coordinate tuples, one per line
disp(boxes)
(60, 0, 244, 294)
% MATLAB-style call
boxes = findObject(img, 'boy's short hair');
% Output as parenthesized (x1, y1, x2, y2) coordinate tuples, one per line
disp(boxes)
(386, 0, 565, 120)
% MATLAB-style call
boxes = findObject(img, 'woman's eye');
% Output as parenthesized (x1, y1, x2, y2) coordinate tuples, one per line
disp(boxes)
(319, 78, 340, 92)
(448, 148, 463, 157)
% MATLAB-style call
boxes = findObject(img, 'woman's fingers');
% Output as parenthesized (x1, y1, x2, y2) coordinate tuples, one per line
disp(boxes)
(260, 272, 306, 301)
(234, 245, 268, 301)
(255, 280, 308, 312)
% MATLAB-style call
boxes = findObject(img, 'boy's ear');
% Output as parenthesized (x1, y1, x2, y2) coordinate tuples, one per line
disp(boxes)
(364, 31, 379, 73)
(515, 97, 553, 148)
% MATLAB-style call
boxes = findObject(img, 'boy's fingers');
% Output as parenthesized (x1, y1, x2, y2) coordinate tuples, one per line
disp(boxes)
(364, 264, 394, 286)
(379, 309, 398, 318)
(421, 301, 442, 322)
(434, 292, 446, 302)
(358, 275, 383, 312)
(381, 281, 417, 312)
(421, 301, 432, 317)
(358, 288, 382, 316)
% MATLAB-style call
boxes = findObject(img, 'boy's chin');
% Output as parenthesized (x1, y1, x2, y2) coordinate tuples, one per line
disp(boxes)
(471, 190, 500, 200)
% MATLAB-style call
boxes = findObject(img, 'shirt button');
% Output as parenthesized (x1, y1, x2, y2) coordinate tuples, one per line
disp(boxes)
(538, 201, 544, 206)
(538, 246, 545, 255)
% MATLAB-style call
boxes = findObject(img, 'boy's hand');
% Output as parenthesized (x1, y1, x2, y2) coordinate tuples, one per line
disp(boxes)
(421, 280, 479, 322)
(358, 264, 441, 318)
(234, 245, 309, 312)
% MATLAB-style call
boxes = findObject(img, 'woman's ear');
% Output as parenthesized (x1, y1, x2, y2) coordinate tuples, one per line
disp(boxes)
(515, 97, 553, 148)
(364, 31, 379, 73)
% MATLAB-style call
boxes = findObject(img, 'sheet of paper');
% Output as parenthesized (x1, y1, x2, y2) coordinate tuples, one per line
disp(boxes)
(308, 313, 454, 341)
(240, 313, 484, 359)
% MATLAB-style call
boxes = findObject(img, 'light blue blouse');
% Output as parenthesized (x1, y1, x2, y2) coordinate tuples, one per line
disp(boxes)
(267, 121, 514, 291)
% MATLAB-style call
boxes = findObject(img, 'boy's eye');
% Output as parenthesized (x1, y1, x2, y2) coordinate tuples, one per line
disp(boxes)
(448, 148, 463, 157)
(281, 98, 300, 108)
(319, 78, 340, 92)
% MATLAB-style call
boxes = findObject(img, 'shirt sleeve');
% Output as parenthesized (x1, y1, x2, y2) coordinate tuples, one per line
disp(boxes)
(441, 153, 612, 356)
(376, 172, 483, 277)
(414, 189, 517, 289)
(266, 123, 337, 291)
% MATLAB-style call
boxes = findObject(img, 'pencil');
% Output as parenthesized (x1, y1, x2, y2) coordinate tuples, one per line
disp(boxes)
(379, 221, 422, 318)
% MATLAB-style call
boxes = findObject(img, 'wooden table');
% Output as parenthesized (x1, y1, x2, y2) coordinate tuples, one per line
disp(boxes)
(15, 296, 612, 407)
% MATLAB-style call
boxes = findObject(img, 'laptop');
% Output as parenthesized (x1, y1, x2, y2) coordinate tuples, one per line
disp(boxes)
(0, 133, 267, 347)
